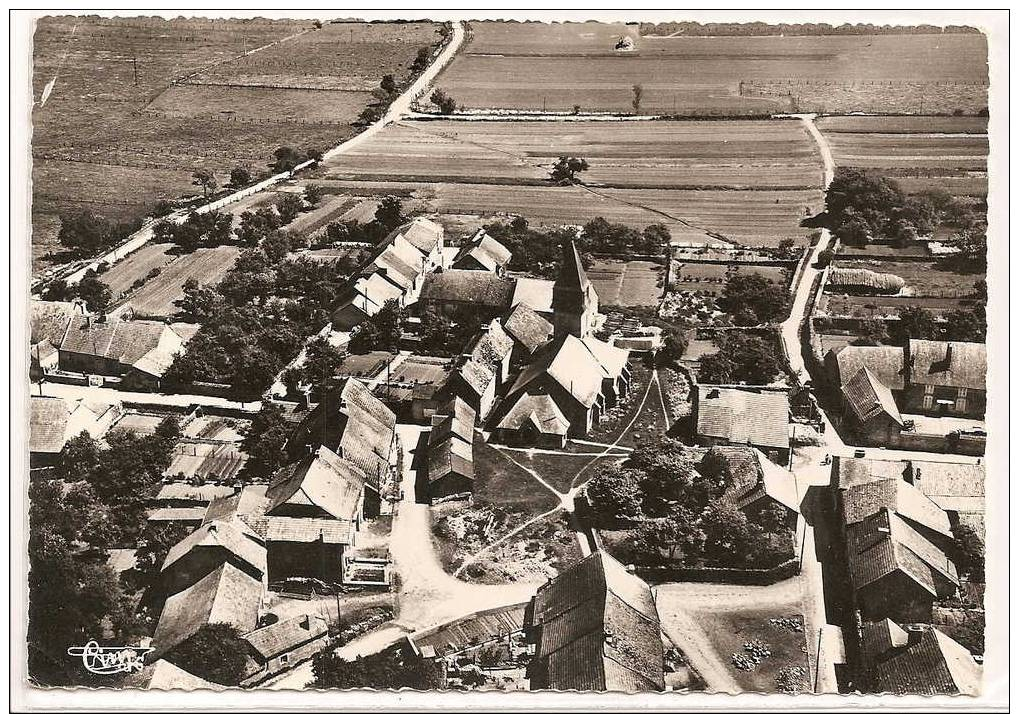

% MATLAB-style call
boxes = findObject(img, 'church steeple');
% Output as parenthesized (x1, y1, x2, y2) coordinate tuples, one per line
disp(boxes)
(552, 240, 598, 338)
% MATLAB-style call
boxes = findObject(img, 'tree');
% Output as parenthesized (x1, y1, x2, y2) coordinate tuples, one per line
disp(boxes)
(698, 332, 782, 385)
(412, 46, 431, 71)
(951, 523, 985, 582)
(631, 83, 644, 114)
(261, 232, 293, 263)
(74, 274, 112, 313)
(241, 402, 291, 479)
(157, 210, 233, 250)
(889, 305, 942, 345)
(304, 184, 324, 207)
(192, 170, 217, 198)
(57, 432, 103, 483)
(656, 329, 688, 367)
(629, 438, 698, 516)
(150, 199, 175, 218)
(639, 223, 671, 254)
(272, 146, 305, 173)
(584, 463, 644, 525)
(430, 88, 457, 114)
(229, 166, 252, 189)
(753, 502, 792, 533)
(168, 624, 250, 686)
(57, 211, 118, 256)
(358, 103, 385, 125)
(348, 299, 404, 353)
(717, 273, 789, 324)
(374, 196, 405, 231)
(380, 73, 397, 95)
(700, 502, 761, 565)
(943, 307, 986, 343)
(236, 207, 282, 246)
(550, 156, 589, 184)
(632, 506, 707, 564)
(313, 646, 442, 690)
(277, 194, 304, 225)
(302, 336, 346, 390)
(176, 278, 224, 322)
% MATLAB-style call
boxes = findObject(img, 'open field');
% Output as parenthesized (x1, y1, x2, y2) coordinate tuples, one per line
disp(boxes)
(818, 294, 978, 320)
(121, 245, 240, 317)
(98, 242, 176, 297)
(587, 259, 664, 306)
(437, 23, 987, 115)
(671, 262, 790, 298)
(832, 258, 985, 298)
(315, 118, 824, 246)
(472, 441, 560, 516)
(30, 17, 441, 275)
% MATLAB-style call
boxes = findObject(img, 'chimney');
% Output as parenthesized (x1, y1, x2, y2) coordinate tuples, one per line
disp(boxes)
(912, 467, 922, 485)
(300, 614, 311, 630)
(707, 388, 720, 399)
(945, 343, 954, 366)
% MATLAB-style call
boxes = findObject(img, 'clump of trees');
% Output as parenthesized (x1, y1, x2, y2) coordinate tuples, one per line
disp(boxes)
(717, 273, 789, 325)
(271, 146, 322, 173)
(235, 207, 282, 246)
(824, 168, 982, 247)
(584, 439, 792, 569)
(888, 301, 986, 345)
(229, 166, 252, 189)
(168, 624, 251, 686)
(45, 272, 114, 312)
(240, 402, 292, 480)
(192, 170, 217, 198)
(348, 299, 404, 354)
(57, 211, 142, 257)
(482, 217, 580, 278)
(550, 156, 589, 184)
(313, 645, 442, 689)
(430, 88, 457, 114)
(698, 332, 783, 385)
(580, 217, 670, 255)
(321, 196, 406, 246)
(418, 307, 487, 357)
(154, 210, 233, 251)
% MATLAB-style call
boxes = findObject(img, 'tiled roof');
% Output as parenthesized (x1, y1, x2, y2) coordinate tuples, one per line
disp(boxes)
(841, 366, 903, 425)
(840, 477, 952, 537)
(706, 447, 799, 513)
(502, 303, 553, 354)
(695, 386, 790, 451)
(908, 340, 986, 390)
(264, 516, 355, 545)
(149, 563, 262, 661)
(162, 519, 267, 578)
(243, 614, 328, 660)
(429, 411, 474, 447)
(203, 486, 270, 525)
(452, 230, 512, 272)
(124, 658, 226, 691)
(511, 277, 555, 313)
(146, 507, 207, 523)
(30, 299, 80, 346)
(421, 270, 516, 308)
(266, 445, 365, 521)
(529, 551, 663, 693)
(863, 622, 981, 695)
(496, 394, 570, 436)
(835, 457, 985, 516)
(466, 320, 515, 367)
(832, 345, 906, 390)
(155, 483, 236, 504)
(452, 358, 496, 400)
(511, 335, 628, 410)
(390, 217, 443, 255)
(59, 315, 188, 375)
(428, 436, 474, 483)
(29, 396, 71, 454)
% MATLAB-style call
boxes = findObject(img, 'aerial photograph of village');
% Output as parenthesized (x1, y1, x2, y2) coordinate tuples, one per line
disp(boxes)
(18, 10, 999, 706)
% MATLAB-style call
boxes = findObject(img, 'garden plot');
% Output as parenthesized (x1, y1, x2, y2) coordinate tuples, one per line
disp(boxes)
(832, 259, 985, 299)
(586, 259, 665, 307)
(98, 243, 176, 298)
(122, 245, 240, 317)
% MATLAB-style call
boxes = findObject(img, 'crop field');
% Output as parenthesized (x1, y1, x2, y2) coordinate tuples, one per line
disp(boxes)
(98, 242, 176, 298)
(316, 119, 824, 246)
(671, 262, 790, 297)
(121, 245, 240, 317)
(586, 259, 665, 306)
(30, 17, 440, 275)
(831, 258, 985, 299)
(437, 23, 987, 115)
(817, 115, 988, 198)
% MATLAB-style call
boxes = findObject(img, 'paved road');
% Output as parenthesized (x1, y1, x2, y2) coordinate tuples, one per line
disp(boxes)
(32, 380, 259, 412)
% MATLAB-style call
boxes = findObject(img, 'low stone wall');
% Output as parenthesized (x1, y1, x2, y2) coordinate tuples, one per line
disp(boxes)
(634, 558, 800, 586)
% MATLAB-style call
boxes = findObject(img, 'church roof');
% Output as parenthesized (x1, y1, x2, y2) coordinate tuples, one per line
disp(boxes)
(555, 241, 591, 293)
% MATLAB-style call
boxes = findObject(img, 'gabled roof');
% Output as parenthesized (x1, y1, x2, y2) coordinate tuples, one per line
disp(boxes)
(30, 299, 82, 346)
(123, 658, 226, 691)
(421, 270, 516, 308)
(150, 562, 262, 661)
(841, 366, 903, 426)
(834, 457, 985, 515)
(203, 485, 270, 526)
(496, 393, 570, 436)
(464, 320, 515, 368)
(695, 386, 790, 451)
(429, 410, 474, 447)
(511, 277, 556, 313)
(428, 436, 474, 483)
(452, 230, 512, 272)
(510, 334, 629, 409)
(840, 477, 953, 537)
(265, 445, 365, 521)
(155, 483, 236, 504)
(389, 217, 443, 255)
(29, 396, 74, 455)
(529, 551, 663, 692)
(264, 516, 355, 545)
(243, 614, 328, 660)
(831, 345, 907, 390)
(162, 519, 267, 578)
(502, 303, 554, 354)
(908, 340, 986, 390)
(451, 357, 496, 400)
(59, 316, 189, 376)
(712, 447, 800, 513)
(863, 621, 981, 695)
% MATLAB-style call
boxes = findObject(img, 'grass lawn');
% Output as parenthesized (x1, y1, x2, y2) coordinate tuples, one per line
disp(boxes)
(587, 361, 671, 448)
(473, 440, 561, 514)
(694, 607, 809, 693)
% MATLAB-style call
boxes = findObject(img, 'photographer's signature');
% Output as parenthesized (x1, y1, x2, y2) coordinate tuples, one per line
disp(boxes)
(67, 641, 152, 675)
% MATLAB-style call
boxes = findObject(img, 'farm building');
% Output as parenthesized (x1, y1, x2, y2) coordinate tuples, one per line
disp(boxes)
(427, 434, 475, 501)
(451, 229, 512, 274)
(371, 354, 452, 421)
(552, 241, 600, 340)
(30, 299, 85, 374)
(840, 366, 905, 444)
(693, 386, 790, 464)
(331, 271, 405, 330)
(826, 267, 906, 295)
(860, 620, 981, 696)
(498, 334, 630, 440)
(903, 340, 986, 417)
(437, 320, 514, 420)
(56, 314, 196, 388)
(159, 518, 267, 599)
(524, 551, 665, 693)
(701, 446, 800, 524)
(493, 394, 570, 448)
(29, 395, 122, 469)
(147, 482, 237, 526)
(419, 269, 517, 318)
(241, 614, 330, 686)
(502, 303, 554, 359)
(149, 562, 263, 663)
(390, 216, 445, 272)
(288, 378, 400, 499)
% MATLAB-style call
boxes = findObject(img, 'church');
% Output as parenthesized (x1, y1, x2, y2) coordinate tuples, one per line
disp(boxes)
(493, 241, 630, 443)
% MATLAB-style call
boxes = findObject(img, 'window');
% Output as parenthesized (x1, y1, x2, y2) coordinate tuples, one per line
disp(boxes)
(279, 653, 290, 667)
(922, 384, 935, 410)
(956, 387, 968, 413)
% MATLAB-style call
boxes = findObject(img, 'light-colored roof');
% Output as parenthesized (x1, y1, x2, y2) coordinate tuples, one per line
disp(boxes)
(832, 345, 906, 390)
(428, 436, 474, 483)
(155, 483, 236, 503)
(496, 394, 571, 436)
(695, 386, 790, 451)
(510, 335, 628, 409)
(502, 303, 554, 354)
(59, 315, 190, 376)
(149, 562, 262, 661)
(452, 230, 512, 272)
(264, 516, 356, 545)
(29, 395, 118, 454)
(147, 507, 207, 523)
(266, 445, 365, 521)
(203, 486, 270, 525)
(841, 366, 904, 426)
(511, 277, 555, 313)
(840, 477, 953, 537)
(834, 457, 985, 515)
(162, 519, 266, 578)
(390, 217, 443, 255)
(243, 614, 329, 660)
(125, 658, 226, 691)
(908, 340, 986, 390)
(30, 299, 81, 346)
(429, 411, 474, 447)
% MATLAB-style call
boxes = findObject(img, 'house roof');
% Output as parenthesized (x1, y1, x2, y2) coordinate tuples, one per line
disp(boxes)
(29, 396, 72, 455)
(511, 277, 556, 314)
(841, 366, 904, 426)
(243, 614, 329, 660)
(835, 457, 985, 515)
(510, 334, 629, 410)
(265, 445, 365, 521)
(465, 320, 515, 368)
(162, 519, 267, 577)
(421, 270, 516, 308)
(863, 621, 981, 695)
(147, 507, 208, 523)
(452, 230, 513, 272)
(451, 357, 496, 400)
(149, 562, 263, 661)
(846, 509, 958, 597)
(389, 217, 443, 255)
(529, 551, 664, 692)
(124, 658, 226, 691)
(155, 483, 236, 504)
(695, 386, 790, 451)
(428, 436, 474, 483)
(908, 340, 986, 390)
(840, 477, 953, 537)
(30, 299, 81, 346)
(831, 345, 906, 390)
(429, 411, 474, 447)
(496, 393, 570, 436)
(502, 303, 554, 354)
(59, 315, 189, 376)
(264, 516, 355, 545)
(443, 396, 478, 425)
